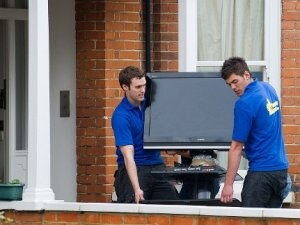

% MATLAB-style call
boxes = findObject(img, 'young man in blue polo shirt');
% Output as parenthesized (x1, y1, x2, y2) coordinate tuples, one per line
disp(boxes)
(112, 66, 178, 203)
(220, 57, 289, 207)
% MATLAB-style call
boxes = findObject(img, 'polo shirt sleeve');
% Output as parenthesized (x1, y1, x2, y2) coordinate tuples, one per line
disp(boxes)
(111, 113, 133, 147)
(232, 101, 253, 143)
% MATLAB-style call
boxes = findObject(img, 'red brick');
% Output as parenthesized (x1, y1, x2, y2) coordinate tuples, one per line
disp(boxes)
(147, 215, 170, 225)
(57, 212, 78, 222)
(102, 213, 123, 224)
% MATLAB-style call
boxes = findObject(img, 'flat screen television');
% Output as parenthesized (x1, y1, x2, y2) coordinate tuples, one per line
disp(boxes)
(144, 72, 237, 150)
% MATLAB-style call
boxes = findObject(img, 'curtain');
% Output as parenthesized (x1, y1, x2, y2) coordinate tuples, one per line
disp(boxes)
(197, 0, 264, 169)
(197, 0, 264, 61)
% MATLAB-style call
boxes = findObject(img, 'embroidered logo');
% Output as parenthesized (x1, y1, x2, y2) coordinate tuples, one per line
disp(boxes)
(266, 99, 279, 115)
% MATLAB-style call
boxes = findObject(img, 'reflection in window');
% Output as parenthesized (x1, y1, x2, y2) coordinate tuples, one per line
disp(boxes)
(0, 0, 7, 7)
(15, 20, 27, 150)
(0, 21, 6, 76)
(0, 0, 27, 8)
(15, 0, 28, 9)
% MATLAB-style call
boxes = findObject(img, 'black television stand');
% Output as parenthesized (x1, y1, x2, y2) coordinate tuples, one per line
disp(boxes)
(151, 164, 226, 200)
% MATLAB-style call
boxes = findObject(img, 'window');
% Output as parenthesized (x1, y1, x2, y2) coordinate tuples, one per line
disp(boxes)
(178, 0, 281, 170)
(179, 0, 281, 94)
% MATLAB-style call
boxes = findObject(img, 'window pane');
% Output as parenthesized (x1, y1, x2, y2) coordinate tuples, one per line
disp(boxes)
(15, 20, 27, 150)
(197, 0, 264, 61)
(196, 66, 221, 73)
(0, 21, 6, 74)
(15, 0, 27, 9)
(0, 0, 28, 8)
(0, 0, 7, 7)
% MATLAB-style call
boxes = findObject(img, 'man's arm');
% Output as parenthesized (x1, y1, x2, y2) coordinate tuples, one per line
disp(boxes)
(220, 140, 244, 203)
(120, 145, 144, 203)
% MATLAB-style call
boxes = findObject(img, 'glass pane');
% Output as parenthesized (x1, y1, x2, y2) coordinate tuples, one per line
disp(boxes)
(196, 66, 222, 73)
(197, 0, 264, 61)
(15, 20, 27, 150)
(0, 20, 7, 182)
(15, 0, 27, 9)
(0, 0, 8, 7)
(0, 0, 28, 8)
(248, 66, 265, 81)
(217, 151, 249, 170)
(0, 21, 6, 75)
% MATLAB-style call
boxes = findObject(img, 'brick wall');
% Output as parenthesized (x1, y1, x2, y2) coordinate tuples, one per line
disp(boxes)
(282, 0, 300, 207)
(76, 0, 300, 206)
(1, 210, 298, 225)
(76, 0, 178, 202)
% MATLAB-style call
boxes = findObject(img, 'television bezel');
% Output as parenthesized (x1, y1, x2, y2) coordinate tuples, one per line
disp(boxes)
(143, 72, 237, 151)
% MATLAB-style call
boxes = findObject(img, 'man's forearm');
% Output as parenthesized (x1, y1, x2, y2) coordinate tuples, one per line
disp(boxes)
(224, 141, 243, 186)
(124, 158, 140, 191)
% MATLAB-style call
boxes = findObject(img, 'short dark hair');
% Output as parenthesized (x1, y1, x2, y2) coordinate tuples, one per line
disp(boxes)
(220, 57, 251, 80)
(119, 66, 145, 88)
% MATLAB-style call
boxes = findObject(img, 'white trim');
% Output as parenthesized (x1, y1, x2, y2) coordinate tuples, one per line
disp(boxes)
(0, 202, 299, 218)
(178, 0, 283, 202)
(179, 0, 282, 96)
(178, 0, 197, 72)
(7, 20, 17, 181)
(145, 146, 229, 150)
(23, 0, 55, 201)
(196, 61, 267, 67)
(264, 0, 281, 97)
(2, 1, 29, 186)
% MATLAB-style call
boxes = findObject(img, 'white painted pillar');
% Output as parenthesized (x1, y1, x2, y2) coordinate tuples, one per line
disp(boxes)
(22, 0, 55, 201)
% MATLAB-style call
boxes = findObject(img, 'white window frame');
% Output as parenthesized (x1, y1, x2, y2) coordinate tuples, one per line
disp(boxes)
(178, 0, 281, 97)
(0, 6, 28, 182)
(178, 0, 285, 201)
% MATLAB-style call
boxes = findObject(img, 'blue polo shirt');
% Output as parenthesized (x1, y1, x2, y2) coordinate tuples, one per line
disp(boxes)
(232, 80, 288, 171)
(111, 96, 163, 166)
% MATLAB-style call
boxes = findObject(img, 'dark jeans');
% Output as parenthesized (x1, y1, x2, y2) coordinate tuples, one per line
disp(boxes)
(241, 169, 287, 208)
(114, 164, 179, 203)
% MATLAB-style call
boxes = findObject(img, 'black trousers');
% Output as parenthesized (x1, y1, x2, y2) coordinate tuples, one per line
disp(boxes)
(114, 164, 179, 203)
(241, 169, 287, 208)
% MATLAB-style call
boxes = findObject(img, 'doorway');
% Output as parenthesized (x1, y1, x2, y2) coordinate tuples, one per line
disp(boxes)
(0, 20, 7, 182)
(0, 7, 28, 183)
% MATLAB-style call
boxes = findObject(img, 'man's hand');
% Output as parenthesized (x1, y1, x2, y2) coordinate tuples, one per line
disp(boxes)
(135, 188, 145, 203)
(220, 184, 234, 203)
(120, 145, 144, 204)
(220, 141, 243, 203)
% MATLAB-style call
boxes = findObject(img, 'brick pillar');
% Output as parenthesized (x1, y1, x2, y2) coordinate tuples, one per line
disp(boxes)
(281, 0, 300, 208)
(76, 0, 144, 202)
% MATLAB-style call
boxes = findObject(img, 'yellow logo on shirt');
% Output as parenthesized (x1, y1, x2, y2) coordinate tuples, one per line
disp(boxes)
(266, 99, 279, 115)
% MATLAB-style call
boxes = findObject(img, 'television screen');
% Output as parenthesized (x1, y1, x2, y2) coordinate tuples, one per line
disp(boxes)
(144, 72, 237, 150)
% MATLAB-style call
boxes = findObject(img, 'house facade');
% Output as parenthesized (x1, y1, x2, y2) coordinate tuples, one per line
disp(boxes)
(75, 0, 300, 207)
(0, 0, 299, 210)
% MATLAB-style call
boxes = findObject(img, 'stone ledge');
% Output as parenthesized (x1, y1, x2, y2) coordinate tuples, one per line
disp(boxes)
(0, 201, 299, 219)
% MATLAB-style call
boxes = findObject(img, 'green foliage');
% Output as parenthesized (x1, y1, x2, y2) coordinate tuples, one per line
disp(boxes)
(9, 179, 21, 184)
(0, 179, 22, 184)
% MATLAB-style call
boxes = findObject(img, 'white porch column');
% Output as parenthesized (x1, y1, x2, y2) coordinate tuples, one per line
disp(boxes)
(22, 0, 55, 201)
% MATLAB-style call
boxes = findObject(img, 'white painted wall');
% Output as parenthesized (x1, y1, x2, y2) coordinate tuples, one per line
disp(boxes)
(49, 0, 76, 201)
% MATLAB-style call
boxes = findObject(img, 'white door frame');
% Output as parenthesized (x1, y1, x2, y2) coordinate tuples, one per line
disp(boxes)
(0, 7, 28, 183)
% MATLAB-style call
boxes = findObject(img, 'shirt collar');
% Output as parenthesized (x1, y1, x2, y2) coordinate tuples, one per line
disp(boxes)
(122, 96, 145, 110)
(244, 79, 258, 94)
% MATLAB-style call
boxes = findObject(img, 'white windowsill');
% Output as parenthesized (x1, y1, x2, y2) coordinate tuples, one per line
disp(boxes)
(0, 200, 299, 219)
(1, 171, 296, 218)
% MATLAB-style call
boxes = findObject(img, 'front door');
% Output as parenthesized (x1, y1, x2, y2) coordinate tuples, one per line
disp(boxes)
(0, 4, 28, 183)
(0, 20, 7, 182)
